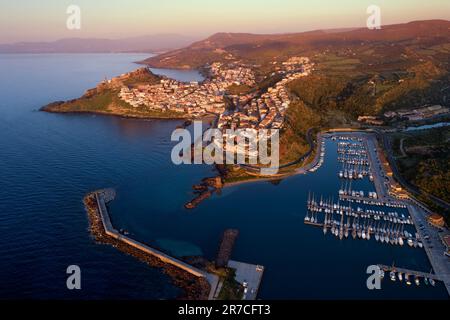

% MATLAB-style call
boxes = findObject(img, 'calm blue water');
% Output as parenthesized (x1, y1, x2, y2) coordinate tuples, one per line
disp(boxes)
(0, 53, 447, 299)
(109, 138, 448, 299)
(0, 53, 206, 299)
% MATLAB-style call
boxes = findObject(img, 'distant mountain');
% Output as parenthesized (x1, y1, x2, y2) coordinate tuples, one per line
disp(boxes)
(142, 20, 450, 69)
(0, 34, 199, 54)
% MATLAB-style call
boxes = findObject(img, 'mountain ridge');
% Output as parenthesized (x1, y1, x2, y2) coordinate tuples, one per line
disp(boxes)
(141, 20, 450, 69)
(0, 34, 199, 54)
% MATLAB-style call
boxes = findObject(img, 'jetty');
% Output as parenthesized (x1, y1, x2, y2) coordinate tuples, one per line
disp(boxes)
(216, 229, 239, 268)
(94, 189, 219, 300)
(303, 132, 450, 296)
(378, 264, 442, 282)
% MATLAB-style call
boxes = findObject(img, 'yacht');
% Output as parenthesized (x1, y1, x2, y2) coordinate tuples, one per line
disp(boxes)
(415, 277, 420, 286)
(405, 274, 412, 285)
(304, 212, 310, 222)
(407, 239, 414, 247)
(390, 271, 396, 281)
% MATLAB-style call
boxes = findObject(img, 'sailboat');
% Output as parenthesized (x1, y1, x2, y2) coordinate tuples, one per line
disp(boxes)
(405, 274, 412, 286)
(428, 269, 436, 286)
(304, 210, 311, 222)
(415, 277, 420, 286)
(362, 221, 366, 240)
(344, 217, 350, 238)
(390, 270, 396, 281)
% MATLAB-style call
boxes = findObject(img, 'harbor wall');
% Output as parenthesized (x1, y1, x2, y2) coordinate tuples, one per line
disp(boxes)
(94, 191, 208, 279)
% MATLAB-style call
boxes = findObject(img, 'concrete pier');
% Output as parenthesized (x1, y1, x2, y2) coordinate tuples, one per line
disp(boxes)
(378, 264, 442, 282)
(94, 189, 219, 300)
(227, 260, 264, 300)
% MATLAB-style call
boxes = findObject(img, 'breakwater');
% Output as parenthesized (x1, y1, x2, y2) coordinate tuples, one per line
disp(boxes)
(84, 189, 219, 300)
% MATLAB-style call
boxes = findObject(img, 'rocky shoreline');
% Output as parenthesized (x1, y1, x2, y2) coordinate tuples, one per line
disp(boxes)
(83, 192, 211, 300)
(41, 102, 190, 120)
(185, 166, 226, 209)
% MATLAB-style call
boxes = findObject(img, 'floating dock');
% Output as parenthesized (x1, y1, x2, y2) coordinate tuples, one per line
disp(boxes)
(378, 264, 442, 282)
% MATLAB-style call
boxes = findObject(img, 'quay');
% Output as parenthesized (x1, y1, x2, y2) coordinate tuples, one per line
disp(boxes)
(305, 220, 410, 240)
(378, 264, 442, 282)
(227, 260, 264, 301)
(338, 194, 407, 209)
(351, 133, 450, 294)
(94, 189, 220, 300)
(339, 194, 386, 205)
(305, 131, 450, 296)
(406, 203, 450, 295)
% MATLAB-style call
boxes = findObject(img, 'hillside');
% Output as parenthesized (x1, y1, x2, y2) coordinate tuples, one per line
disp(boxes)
(42, 68, 187, 119)
(142, 20, 450, 120)
(143, 20, 450, 186)
(142, 20, 450, 69)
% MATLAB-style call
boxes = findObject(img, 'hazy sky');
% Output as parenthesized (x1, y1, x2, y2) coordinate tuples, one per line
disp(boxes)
(0, 0, 449, 43)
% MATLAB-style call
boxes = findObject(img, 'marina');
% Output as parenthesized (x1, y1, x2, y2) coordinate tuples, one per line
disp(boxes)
(304, 133, 450, 293)
(3, 53, 448, 300)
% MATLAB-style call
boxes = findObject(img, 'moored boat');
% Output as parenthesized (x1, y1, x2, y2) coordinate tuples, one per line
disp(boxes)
(390, 271, 396, 281)
(405, 274, 412, 286)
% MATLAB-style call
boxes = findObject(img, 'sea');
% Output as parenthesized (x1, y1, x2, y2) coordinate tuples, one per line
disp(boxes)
(0, 53, 447, 299)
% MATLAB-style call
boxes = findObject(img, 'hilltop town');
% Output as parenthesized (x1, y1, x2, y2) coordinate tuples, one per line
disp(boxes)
(117, 57, 313, 133)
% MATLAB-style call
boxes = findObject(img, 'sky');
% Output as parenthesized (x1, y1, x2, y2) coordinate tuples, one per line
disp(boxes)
(0, 0, 449, 43)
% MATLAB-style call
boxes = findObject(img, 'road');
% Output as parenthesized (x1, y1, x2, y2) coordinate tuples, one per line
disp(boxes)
(377, 130, 450, 211)
(407, 204, 450, 295)
(240, 127, 318, 173)
(363, 134, 450, 296)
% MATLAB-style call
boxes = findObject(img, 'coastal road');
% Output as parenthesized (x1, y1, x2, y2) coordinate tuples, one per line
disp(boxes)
(407, 204, 450, 295)
(377, 130, 450, 211)
(239, 127, 317, 173)
(363, 134, 450, 296)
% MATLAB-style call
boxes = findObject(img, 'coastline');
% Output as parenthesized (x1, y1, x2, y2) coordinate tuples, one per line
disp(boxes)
(222, 130, 323, 189)
(41, 103, 219, 123)
(42, 107, 189, 120)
